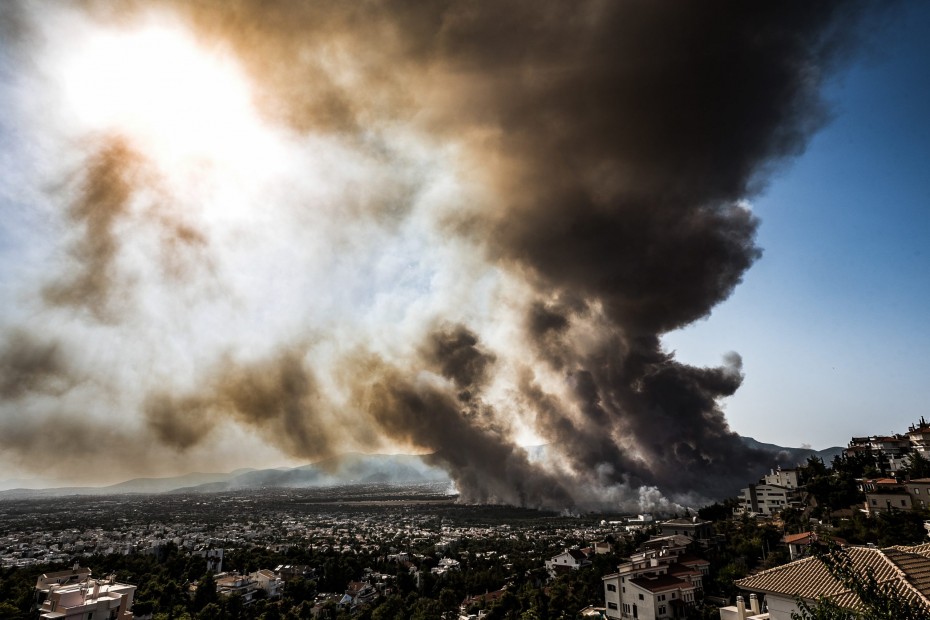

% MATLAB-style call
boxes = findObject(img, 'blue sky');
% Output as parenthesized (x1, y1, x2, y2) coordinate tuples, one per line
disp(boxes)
(664, 2, 930, 449)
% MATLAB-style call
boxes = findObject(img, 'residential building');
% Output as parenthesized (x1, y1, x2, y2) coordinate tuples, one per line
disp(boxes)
(718, 594, 764, 620)
(861, 478, 913, 514)
(603, 538, 707, 619)
(546, 549, 591, 577)
(865, 491, 913, 514)
(594, 541, 613, 555)
(461, 587, 507, 615)
(906, 478, 930, 510)
(657, 518, 713, 543)
(908, 418, 930, 454)
(781, 533, 847, 561)
(251, 569, 284, 598)
(732, 544, 930, 619)
(37, 575, 136, 620)
(35, 564, 94, 610)
(761, 469, 799, 490)
(216, 572, 259, 603)
(339, 581, 378, 609)
(194, 546, 223, 573)
(847, 435, 911, 473)
(736, 484, 797, 516)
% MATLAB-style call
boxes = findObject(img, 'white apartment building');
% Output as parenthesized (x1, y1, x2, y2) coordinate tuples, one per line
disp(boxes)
(603, 542, 706, 619)
(37, 576, 136, 620)
(762, 468, 799, 490)
(736, 483, 796, 516)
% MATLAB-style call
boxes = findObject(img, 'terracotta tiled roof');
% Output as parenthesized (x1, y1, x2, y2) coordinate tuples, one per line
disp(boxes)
(783, 532, 815, 545)
(736, 545, 930, 611)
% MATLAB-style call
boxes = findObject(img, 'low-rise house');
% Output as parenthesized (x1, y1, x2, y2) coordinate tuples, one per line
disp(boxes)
(546, 549, 591, 577)
(594, 541, 613, 555)
(718, 594, 765, 620)
(461, 587, 507, 618)
(906, 478, 930, 510)
(731, 544, 930, 619)
(216, 572, 259, 603)
(861, 478, 913, 514)
(339, 581, 378, 609)
(432, 557, 462, 575)
(251, 569, 284, 598)
(275, 564, 316, 581)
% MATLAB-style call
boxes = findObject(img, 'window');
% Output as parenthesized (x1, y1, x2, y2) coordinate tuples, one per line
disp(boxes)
(903, 500, 908, 506)
(638, 593, 644, 600)
(658, 594, 666, 601)
(659, 606, 666, 615)
(608, 602, 618, 610)
(607, 584, 617, 592)
(916, 488, 921, 494)
(622, 587, 625, 593)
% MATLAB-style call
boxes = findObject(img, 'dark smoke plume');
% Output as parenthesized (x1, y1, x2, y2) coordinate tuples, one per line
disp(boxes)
(0, 330, 72, 399)
(0, 0, 886, 503)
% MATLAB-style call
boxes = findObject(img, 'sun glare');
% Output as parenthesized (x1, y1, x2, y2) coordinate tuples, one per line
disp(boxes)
(57, 15, 276, 175)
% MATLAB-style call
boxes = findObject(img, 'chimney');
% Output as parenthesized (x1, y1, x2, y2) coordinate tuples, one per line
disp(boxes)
(736, 595, 746, 620)
(749, 594, 761, 615)
(92, 580, 100, 599)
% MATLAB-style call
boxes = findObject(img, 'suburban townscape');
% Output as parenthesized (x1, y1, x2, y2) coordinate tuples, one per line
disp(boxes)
(2, 1, 928, 619)
(3, 418, 930, 619)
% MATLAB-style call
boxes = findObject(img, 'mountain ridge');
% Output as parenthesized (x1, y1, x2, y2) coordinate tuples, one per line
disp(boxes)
(0, 440, 844, 500)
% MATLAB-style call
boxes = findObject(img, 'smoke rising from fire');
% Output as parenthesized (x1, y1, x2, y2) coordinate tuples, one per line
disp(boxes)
(0, 1, 880, 507)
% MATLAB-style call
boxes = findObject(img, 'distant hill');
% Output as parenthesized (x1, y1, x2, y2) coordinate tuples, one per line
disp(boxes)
(170, 454, 450, 493)
(0, 470, 257, 499)
(0, 454, 449, 499)
(740, 436, 844, 468)
(0, 440, 844, 500)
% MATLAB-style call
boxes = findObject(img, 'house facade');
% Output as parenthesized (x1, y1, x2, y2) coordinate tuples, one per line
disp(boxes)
(603, 539, 706, 620)
(736, 483, 797, 516)
(732, 544, 930, 619)
(37, 576, 136, 620)
(546, 549, 591, 577)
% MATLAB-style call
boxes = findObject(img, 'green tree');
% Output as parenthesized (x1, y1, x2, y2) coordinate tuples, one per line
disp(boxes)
(902, 451, 930, 479)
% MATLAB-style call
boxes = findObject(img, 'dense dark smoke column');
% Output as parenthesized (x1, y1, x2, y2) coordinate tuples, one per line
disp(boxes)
(433, 1, 872, 500)
(51, 0, 879, 504)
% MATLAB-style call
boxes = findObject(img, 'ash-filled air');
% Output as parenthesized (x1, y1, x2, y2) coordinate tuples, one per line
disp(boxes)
(0, 1, 880, 508)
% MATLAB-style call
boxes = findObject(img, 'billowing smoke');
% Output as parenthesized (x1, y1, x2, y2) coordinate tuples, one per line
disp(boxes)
(0, 1, 880, 507)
